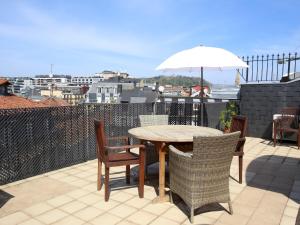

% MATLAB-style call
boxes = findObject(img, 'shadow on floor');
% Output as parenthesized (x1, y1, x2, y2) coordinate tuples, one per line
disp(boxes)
(0, 189, 14, 208)
(246, 154, 300, 204)
(246, 154, 300, 225)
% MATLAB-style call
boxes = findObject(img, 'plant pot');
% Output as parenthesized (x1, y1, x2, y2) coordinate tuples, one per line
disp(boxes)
(223, 128, 230, 133)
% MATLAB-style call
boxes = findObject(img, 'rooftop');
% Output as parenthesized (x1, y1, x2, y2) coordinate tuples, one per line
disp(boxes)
(0, 137, 299, 225)
(0, 96, 70, 109)
(0, 79, 11, 86)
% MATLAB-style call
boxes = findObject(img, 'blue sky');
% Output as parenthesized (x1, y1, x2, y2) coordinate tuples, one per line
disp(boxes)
(0, 0, 300, 84)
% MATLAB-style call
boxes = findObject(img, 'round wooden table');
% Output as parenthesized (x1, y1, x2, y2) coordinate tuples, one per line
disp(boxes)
(128, 125, 223, 203)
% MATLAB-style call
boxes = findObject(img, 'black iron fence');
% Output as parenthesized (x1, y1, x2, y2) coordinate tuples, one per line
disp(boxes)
(239, 52, 299, 83)
(0, 102, 231, 184)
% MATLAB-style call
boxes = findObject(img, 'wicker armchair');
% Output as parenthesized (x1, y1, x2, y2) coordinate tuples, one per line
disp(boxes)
(139, 115, 169, 175)
(169, 131, 240, 223)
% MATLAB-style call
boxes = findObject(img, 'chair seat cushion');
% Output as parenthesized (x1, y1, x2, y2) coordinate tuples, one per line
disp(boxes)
(108, 152, 139, 162)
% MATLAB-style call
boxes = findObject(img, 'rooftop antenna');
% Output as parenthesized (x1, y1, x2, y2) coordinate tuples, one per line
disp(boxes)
(50, 64, 54, 78)
(50, 64, 54, 97)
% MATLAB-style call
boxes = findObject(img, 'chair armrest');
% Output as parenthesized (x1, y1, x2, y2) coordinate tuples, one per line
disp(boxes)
(105, 144, 145, 151)
(169, 145, 193, 159)
(169, 145, 194, 188)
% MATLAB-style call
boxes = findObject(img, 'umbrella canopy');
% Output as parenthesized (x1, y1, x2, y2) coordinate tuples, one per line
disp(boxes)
(155, 45, 248, 125)
(156, 45, 248, 72)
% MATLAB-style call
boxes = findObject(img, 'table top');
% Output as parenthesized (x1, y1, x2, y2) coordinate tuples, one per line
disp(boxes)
(128, 125, 223, 142)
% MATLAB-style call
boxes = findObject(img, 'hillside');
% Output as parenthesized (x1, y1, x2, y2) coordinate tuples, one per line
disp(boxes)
(143, 75, 211, 87)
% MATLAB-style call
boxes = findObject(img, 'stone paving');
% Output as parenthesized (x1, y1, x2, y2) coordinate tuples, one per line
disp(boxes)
(0, 137, 299, 225)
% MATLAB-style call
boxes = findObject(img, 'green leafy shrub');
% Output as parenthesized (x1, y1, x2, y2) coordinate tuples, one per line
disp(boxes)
(219, 102, 238, 131)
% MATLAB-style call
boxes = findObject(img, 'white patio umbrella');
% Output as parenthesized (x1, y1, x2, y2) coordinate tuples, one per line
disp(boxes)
(155, 45, 248, 125)
(156, 45, 248, 102)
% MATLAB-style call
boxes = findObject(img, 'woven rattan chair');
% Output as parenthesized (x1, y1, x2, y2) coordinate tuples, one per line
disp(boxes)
(169, 131, 240, 223)
(139, 115, 169, 176)
(94, 120, 145, 201)
(273, 107, 300, 149)
(230, 115, 248, 184)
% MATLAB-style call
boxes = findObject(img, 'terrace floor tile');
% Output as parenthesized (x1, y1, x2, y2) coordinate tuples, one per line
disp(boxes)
(51, 215, 85, 225)
(0, 211, 30, 225)
(72, 206, 104, 221)
(126, 210, 157, 225)
(35, 209, 68, 224)
(109, 204, 137, 218)
(2, 137, 300, 225)
(18, 218, 45, 225)
(89, 213, 122, 225)
(23, 202, 53, 217)
(58, 200, 87, 214)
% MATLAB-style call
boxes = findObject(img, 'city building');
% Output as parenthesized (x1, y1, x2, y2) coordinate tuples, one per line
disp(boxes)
(32, 75, 71, 86)
(86, 82, 134, 103)
(71, 76, 104, 85)
(0, 79, 70, 108)
(95, 70, 129, 80)
(119, 87, 158, 103)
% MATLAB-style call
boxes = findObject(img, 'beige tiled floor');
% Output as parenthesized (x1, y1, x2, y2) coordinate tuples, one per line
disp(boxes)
(0, 137, 300, 225)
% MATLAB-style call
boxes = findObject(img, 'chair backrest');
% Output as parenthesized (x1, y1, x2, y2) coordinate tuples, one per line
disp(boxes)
(280, 107, 300, 128)
(230, 115, 247, 138)
(191, 132, 240, 194)
(94, 120, 107, 161)
(192, 131, 240, 161)
(139, 115, 169, 127)
(281, 107, 300, 115)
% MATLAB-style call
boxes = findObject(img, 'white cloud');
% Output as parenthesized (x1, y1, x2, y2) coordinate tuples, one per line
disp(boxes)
(0, 2, 160, 59)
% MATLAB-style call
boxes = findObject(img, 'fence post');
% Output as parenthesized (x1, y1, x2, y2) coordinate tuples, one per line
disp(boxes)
(246, 56, 249, 82)
(287, 52, 291, 78)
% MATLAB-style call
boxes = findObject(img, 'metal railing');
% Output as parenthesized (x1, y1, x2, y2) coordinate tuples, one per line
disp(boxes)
(0, 102, 232, 184)
(239, 52, 299, 83)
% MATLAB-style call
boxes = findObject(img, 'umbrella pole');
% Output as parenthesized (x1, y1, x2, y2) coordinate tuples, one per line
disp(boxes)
(201, 67, 204, 126)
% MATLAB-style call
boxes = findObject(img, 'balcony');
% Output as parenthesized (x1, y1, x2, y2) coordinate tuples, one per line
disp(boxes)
(0, 103, 299, 225)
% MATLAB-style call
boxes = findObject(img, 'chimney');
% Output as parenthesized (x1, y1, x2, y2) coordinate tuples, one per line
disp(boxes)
(155, 82, 159, 92)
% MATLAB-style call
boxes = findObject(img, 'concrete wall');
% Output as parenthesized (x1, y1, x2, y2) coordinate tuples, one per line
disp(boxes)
(240, 79, 300, 139)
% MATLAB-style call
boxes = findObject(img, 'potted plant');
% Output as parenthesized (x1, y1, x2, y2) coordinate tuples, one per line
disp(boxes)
(219, 101, 238, 132)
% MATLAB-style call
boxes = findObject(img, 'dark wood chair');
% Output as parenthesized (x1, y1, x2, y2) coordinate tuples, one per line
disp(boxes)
(229, 115, 248, 184)
(273, 107, 300, 149)
(94, 120, 145, 201)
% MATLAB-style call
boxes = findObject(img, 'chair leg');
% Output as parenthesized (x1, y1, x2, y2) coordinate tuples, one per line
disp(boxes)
(138, 146, 145, 198)
(126, 165, 130, 184)
(105, 166, 110, 201)
(273, 127, 277, 147)
(238, 155, 243, 184)
(190, 206, 194, 224)
(97, 160, 102, 191)
(297, 131, 300, 149)
(145, 164, 148, 179)
(169, 191, 173, 204)
(228, 201, 233, 214)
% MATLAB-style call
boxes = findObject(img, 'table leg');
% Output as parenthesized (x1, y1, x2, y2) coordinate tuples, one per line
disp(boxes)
(152, 142, 169, 203)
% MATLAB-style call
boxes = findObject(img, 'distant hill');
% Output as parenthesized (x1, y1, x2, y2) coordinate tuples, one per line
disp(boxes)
(143, 75, 211, 87)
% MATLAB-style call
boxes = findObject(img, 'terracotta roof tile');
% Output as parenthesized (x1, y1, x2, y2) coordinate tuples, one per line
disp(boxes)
(0, 96, 70, 109)
(0, 79, 11, 86)
(0, 95, 41, 109)
(39, 98, 70, 107)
